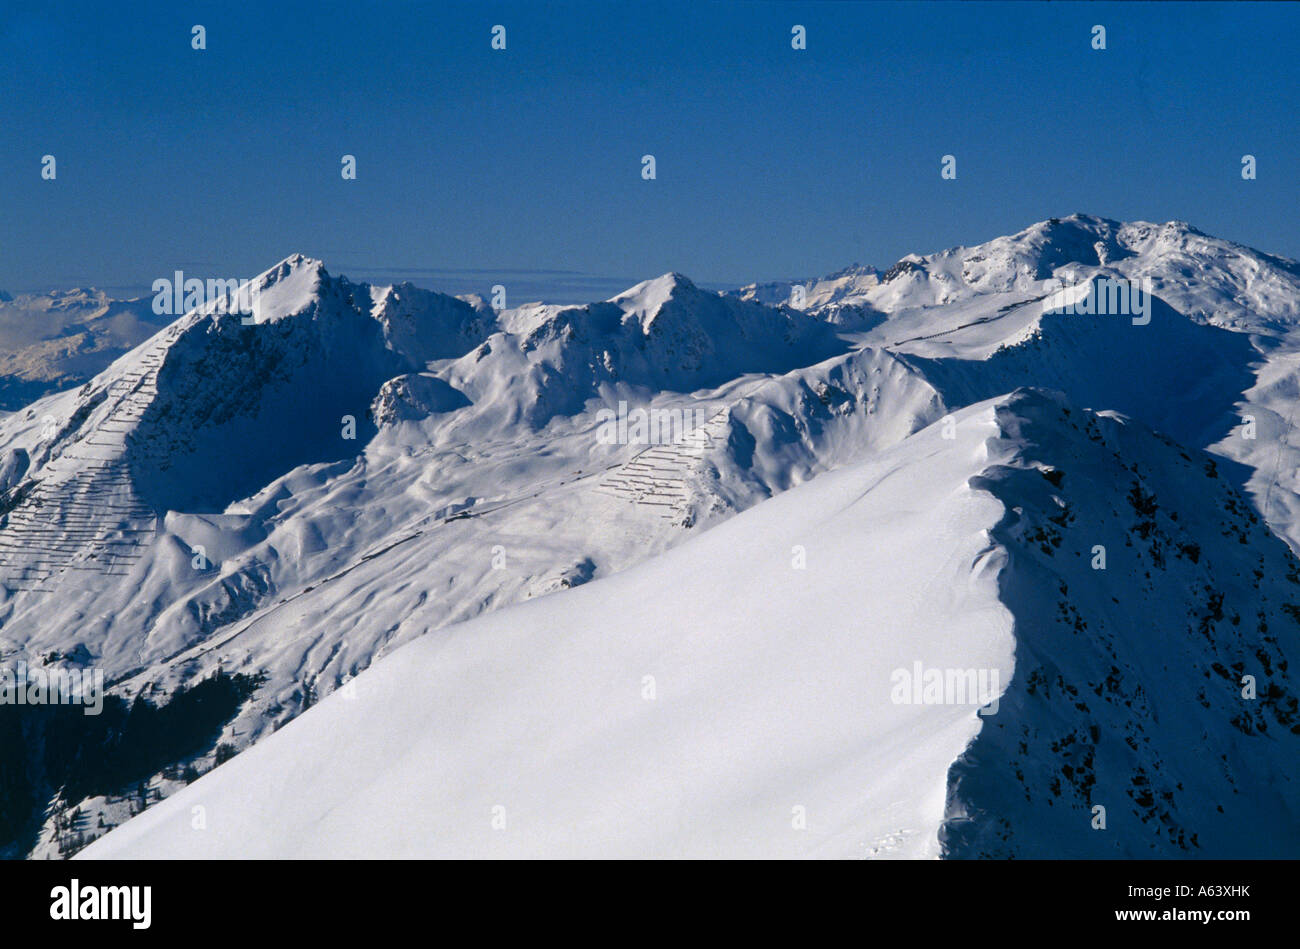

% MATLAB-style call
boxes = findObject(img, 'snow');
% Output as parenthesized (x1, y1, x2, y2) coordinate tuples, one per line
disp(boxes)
(82, 385, 1300, 859)
(82, 399, 1015, 859)
(3, 212, 1299, 858)
(0, 289, 167, 410)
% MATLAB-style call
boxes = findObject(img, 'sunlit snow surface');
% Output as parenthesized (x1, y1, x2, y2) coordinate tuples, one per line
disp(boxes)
(84, 402, 1014, 858)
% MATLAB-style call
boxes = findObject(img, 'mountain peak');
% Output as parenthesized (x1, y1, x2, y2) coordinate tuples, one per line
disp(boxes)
(277, 252, 322, 271)
(227, 255, 331, 325)
(606, 272, 702, 331)
(257, 252, 327, 286)
(609, 270, 696, 304)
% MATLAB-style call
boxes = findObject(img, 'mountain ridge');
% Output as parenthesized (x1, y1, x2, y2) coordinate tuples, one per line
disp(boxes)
(5, 214, 1300, 858)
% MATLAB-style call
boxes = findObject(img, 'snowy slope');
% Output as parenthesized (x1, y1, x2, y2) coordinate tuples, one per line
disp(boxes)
(82, 396, 1016, 859)
(82, 389, 1300, 858)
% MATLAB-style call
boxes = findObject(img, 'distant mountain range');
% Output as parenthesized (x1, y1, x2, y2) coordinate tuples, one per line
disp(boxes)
(2, 214, 1297, 858)
(0, 290, 170, 412)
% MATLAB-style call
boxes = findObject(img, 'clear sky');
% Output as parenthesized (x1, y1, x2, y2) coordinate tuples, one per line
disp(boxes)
(1, 1, 1296, 302)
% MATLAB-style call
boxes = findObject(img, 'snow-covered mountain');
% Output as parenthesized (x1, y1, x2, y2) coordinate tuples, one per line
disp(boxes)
(5, 214, 1300, 858)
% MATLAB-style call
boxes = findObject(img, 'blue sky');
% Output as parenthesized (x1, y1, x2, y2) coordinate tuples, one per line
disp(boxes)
(1, 1, 1296, 302)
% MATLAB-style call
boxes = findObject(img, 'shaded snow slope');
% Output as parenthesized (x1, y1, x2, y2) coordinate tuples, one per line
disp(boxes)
(905, 289, 1257, 451)
(943, 391, 1300, 857)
